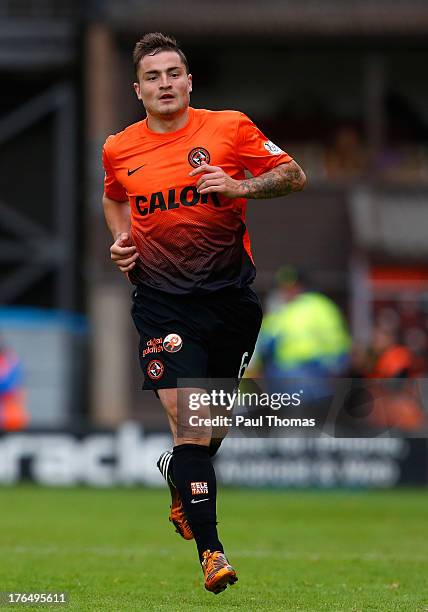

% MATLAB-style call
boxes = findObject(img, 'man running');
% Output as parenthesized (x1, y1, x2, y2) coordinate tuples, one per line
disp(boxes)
(102, 32, 306, 594)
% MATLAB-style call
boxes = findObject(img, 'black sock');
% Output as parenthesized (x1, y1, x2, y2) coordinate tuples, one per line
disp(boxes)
(172, 443, 223, 560)
(157, 450, 175, 488)
(208, 437, 223, 458)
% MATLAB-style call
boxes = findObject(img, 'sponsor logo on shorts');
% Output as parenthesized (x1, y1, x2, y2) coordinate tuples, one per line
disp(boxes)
(147, 359, 164, 380)
(191, 481, 209, 495)
(142, 337, 163, 358)
(188, 147, 211, 168)
(263, 140, 284, 155)
(163, 333, 183, 353)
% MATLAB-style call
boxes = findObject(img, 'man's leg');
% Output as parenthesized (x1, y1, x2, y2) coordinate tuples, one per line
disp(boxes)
(159, 386, 220, 557)
(157, 434, 225, 539)
(157, 437, 224, 490)
(158, 387, 237, 594)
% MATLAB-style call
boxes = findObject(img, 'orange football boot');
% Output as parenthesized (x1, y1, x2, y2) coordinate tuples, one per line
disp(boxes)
(169, 486, 194, 540)
(201, 550, 238, 594)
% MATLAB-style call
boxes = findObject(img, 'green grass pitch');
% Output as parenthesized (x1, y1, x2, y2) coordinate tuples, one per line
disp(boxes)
(1, 486, 427, 611)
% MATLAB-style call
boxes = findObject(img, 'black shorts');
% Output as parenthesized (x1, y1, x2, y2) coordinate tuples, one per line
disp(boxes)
(131, 284, 263, 391)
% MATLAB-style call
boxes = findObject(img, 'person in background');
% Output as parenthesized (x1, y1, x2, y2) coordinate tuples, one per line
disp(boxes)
(0, 338, 29, 431)
(361, 325, 427, 432)
(252, 266, 351, 407)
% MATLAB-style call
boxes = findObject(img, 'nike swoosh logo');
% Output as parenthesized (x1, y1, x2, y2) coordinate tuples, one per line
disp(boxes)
(127, 164, 145, 176)
(191, 498, 209, 504)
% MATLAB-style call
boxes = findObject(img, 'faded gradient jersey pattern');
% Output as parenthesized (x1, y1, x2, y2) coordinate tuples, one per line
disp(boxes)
(103, 107, 292, 294)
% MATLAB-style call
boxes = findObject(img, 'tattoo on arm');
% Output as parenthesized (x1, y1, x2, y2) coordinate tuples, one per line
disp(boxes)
(240, 161, 306, 199)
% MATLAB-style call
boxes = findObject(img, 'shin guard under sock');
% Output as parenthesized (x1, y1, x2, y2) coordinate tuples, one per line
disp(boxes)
(172, 443, 223, 560)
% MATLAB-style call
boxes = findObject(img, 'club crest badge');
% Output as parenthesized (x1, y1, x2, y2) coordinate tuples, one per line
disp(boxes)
(188, 147, 211, 168)
(147, 359, 164, 380)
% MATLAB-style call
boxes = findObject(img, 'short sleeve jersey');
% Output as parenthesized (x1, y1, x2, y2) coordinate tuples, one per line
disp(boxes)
(103, 107, 292, 294)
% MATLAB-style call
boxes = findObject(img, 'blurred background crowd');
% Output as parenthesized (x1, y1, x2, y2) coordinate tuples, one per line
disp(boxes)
(1, 0, 428, 439)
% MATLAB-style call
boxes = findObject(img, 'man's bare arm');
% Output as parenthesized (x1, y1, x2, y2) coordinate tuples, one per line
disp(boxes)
(102, 194, 131, 239)
(102, 194, 138, 273)
(190, 160, 306, 199)
(239, 160, 306, 199)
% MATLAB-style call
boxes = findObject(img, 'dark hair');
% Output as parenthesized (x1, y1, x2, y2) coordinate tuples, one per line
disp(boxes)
(133, 32, 189, 78)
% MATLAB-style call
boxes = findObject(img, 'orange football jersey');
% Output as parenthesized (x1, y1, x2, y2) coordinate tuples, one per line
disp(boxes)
(103, 107, 292, 293)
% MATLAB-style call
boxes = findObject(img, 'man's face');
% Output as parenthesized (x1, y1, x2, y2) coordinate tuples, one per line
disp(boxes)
(134, 50, 192, 119)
